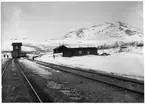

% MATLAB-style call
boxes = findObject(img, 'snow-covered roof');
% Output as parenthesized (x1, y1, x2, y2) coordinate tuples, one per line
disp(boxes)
(54, 44, 97, 49)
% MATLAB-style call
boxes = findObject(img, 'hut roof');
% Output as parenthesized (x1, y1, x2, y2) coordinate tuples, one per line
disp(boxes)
(12, 42, 22, 46)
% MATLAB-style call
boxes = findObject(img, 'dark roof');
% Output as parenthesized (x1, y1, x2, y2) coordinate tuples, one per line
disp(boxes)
(120, 46, 127, 48)
(12, 42, 22, 46)
(55, 45, 67, 49)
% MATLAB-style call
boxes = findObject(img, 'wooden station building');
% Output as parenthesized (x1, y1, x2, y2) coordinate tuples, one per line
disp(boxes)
(53, 45, 98, 57)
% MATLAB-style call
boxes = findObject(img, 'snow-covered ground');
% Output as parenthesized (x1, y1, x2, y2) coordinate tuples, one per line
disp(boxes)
(35, 48, 144, 81)
(19, 59, 52, 79)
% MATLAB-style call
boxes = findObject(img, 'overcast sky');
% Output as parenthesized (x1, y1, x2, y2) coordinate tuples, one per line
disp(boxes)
(2, 1, 143, 42)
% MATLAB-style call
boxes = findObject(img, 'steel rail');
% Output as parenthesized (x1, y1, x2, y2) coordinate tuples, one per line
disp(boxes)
(32, 60, 144, 94)
(15, 60, 42, 103)
(2, 59, 12, 76)
(35, 60, 143, 84)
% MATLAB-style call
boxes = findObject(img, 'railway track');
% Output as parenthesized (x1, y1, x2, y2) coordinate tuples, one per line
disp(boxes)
(14, 60, 42, 102)
(30, 59, 144, 95)
(14, 59, 53, 102)
(2, 59, 53, 102)
(2, 59, 12, 76)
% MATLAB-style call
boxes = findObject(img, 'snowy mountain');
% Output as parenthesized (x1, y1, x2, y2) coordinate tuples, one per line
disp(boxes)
(62, 21, 143, 47)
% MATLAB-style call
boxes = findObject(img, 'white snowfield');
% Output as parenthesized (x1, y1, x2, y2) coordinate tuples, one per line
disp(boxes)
(35, 50, 144, 81)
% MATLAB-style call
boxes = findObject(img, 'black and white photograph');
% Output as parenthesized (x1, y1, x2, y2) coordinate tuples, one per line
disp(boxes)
(1, 1, 144, 103)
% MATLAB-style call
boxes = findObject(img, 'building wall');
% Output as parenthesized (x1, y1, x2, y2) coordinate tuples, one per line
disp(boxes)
(63, 48, 98, 57)
(63, 50, 72, 57)
(54, 45, 67, 53)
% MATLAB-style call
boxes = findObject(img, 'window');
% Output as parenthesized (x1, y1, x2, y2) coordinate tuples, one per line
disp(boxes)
(87, 51, 90, 54)
(15, 46, 18, 49)
(79, 50, 82, 55)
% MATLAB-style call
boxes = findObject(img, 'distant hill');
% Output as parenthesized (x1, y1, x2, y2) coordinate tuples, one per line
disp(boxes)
(61, 21, 143, 47)
(63, 21, 143, 40)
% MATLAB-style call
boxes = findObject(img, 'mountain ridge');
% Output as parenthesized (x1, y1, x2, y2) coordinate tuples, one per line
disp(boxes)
(62, 21, 143, 41)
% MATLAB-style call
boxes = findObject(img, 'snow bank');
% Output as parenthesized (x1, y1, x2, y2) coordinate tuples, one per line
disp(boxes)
(36, 52, 144, 81)
(19, 59, 52, 79)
